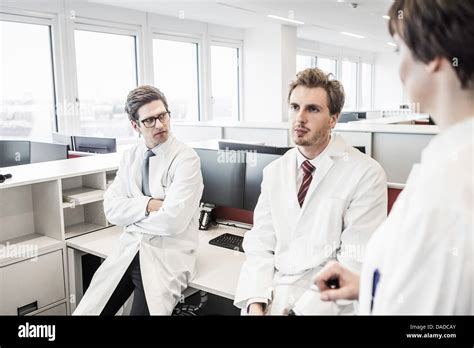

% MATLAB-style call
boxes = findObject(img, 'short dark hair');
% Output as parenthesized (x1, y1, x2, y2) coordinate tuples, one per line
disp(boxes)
(125, 85, 169, 122)
(388, 0, 474, 89)
(288, 68, 345, 116)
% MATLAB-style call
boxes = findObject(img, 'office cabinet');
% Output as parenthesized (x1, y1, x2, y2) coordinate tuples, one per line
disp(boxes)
(61, 173, 109, 239)
(0, 250, 65, 315)
(0, 181, 63, 245)
(0, 153, 120, 315)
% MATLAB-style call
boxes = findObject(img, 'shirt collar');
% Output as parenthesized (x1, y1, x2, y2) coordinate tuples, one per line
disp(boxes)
(144, 143, 160, 156)
(296, 133, 333, 169)
(141, 133, 174, 157)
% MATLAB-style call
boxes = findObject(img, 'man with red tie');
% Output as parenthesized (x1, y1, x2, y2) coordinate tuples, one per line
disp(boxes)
(233, 68, 387, 315)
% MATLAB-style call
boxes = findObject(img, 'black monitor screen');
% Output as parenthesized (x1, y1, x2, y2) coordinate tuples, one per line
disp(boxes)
(30, 142, 68, 163)
(218, 141, 291, 155)
(195, 148, 245, 209)
(74, 136, 117, 154)
(0, 140, 30, 167)
(244, 152, 281, 211)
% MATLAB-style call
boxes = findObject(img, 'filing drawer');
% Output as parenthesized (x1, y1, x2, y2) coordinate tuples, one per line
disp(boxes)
(0, 250, 66, 315)
(34, 302, 67, 316)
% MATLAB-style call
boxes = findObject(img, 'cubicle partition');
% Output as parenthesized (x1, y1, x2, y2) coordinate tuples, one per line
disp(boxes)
(175, 121, 438, 184)
(372, 132, 433, 183)
(0, 140, 68, 168)
(174, 122, 291, 147)
(30, 142, 69, 164)
(334, 124, 437, 183)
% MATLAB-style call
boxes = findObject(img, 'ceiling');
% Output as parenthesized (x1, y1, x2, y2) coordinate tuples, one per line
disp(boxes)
(90, 0, 396, 53)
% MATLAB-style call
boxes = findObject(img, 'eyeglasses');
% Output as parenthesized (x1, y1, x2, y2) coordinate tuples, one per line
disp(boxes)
(140, 111, 171, 128)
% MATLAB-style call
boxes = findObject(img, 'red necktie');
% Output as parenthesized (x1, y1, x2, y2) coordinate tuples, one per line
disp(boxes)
(297, 160, 315, 207)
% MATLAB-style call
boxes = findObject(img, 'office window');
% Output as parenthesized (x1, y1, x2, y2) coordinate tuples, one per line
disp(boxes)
(153, 38, 199, 121)
(342, 60, 358, 110)
(316, 57, 337, 77)
(360, 62, 373, 110)
(0, 20, 56, 141)
(296, 54, 316, 73)
(74, 30, 137, 140)
(210, 45, 239, 120)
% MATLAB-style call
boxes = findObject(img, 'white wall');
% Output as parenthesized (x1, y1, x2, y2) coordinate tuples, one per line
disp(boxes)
(374, 52, 407, 110)
(243, 22, 281, 123)
(281, 25, 296, 122)
(243, 23, 297, 123)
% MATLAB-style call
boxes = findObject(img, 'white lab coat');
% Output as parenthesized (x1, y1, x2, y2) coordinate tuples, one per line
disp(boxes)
(73, 134, 204, 315)
(234, 134, 387, 314)
(359, 118, 473, 314)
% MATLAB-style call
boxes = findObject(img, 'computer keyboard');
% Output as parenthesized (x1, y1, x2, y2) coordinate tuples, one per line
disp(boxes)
(209, 233, 244, 252)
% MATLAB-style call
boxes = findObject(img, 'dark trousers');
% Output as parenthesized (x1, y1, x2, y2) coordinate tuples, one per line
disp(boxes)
(100, 251, 150, 316)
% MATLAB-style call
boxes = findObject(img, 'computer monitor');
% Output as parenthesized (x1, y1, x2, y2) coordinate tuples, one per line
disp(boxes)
(244, 152, 281, 211)
(52, 132, 74, 151)
(338, 112, 359, 123)
(338, 111, 367, 123)
(218, 141, 292, 155)
(0, 140, 30, 167)
(73, 136, 117, 154)
(30, 141, 68, 163)
(195, 148, 245, 209)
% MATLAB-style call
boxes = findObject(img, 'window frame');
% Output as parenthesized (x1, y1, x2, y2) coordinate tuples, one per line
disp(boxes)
(359, 61, 375, 111)
(297, 49, 375, 111)
(208, 38, 243, 121)
(69, 19, 142, 137)
(296, 49, 339, 77)
(151, 32, 202, 122)
(315, 55, 338, 78)
(0, 10, 61, 137)
(296, 53, 317, 72)
(340, 58, 359, 111)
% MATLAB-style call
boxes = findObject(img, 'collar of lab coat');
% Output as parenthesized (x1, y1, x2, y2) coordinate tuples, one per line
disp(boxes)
(296, 133, 334, 169)
(140, 133, 176, 157)
(420, 117, 473, 164)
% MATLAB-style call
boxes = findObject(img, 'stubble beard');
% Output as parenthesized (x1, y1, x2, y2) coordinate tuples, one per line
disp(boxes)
(293, 127, 330, 148)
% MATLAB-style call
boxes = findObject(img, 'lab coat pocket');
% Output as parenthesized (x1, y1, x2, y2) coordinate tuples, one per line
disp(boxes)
(310, 197, 346, 249)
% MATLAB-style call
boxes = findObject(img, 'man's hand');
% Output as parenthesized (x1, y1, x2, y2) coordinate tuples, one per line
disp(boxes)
(248, 303, 266, 315)
(146, 199, 163, 213)
(314, 260, 360, 301)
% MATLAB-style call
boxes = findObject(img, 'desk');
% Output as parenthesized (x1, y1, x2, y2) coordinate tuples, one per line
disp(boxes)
(66, 224, 247, 312)
(190, 225, 246, 299)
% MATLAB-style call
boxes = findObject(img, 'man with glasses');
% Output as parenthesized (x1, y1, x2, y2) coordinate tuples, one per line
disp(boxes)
(74, 85, 204, 315)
